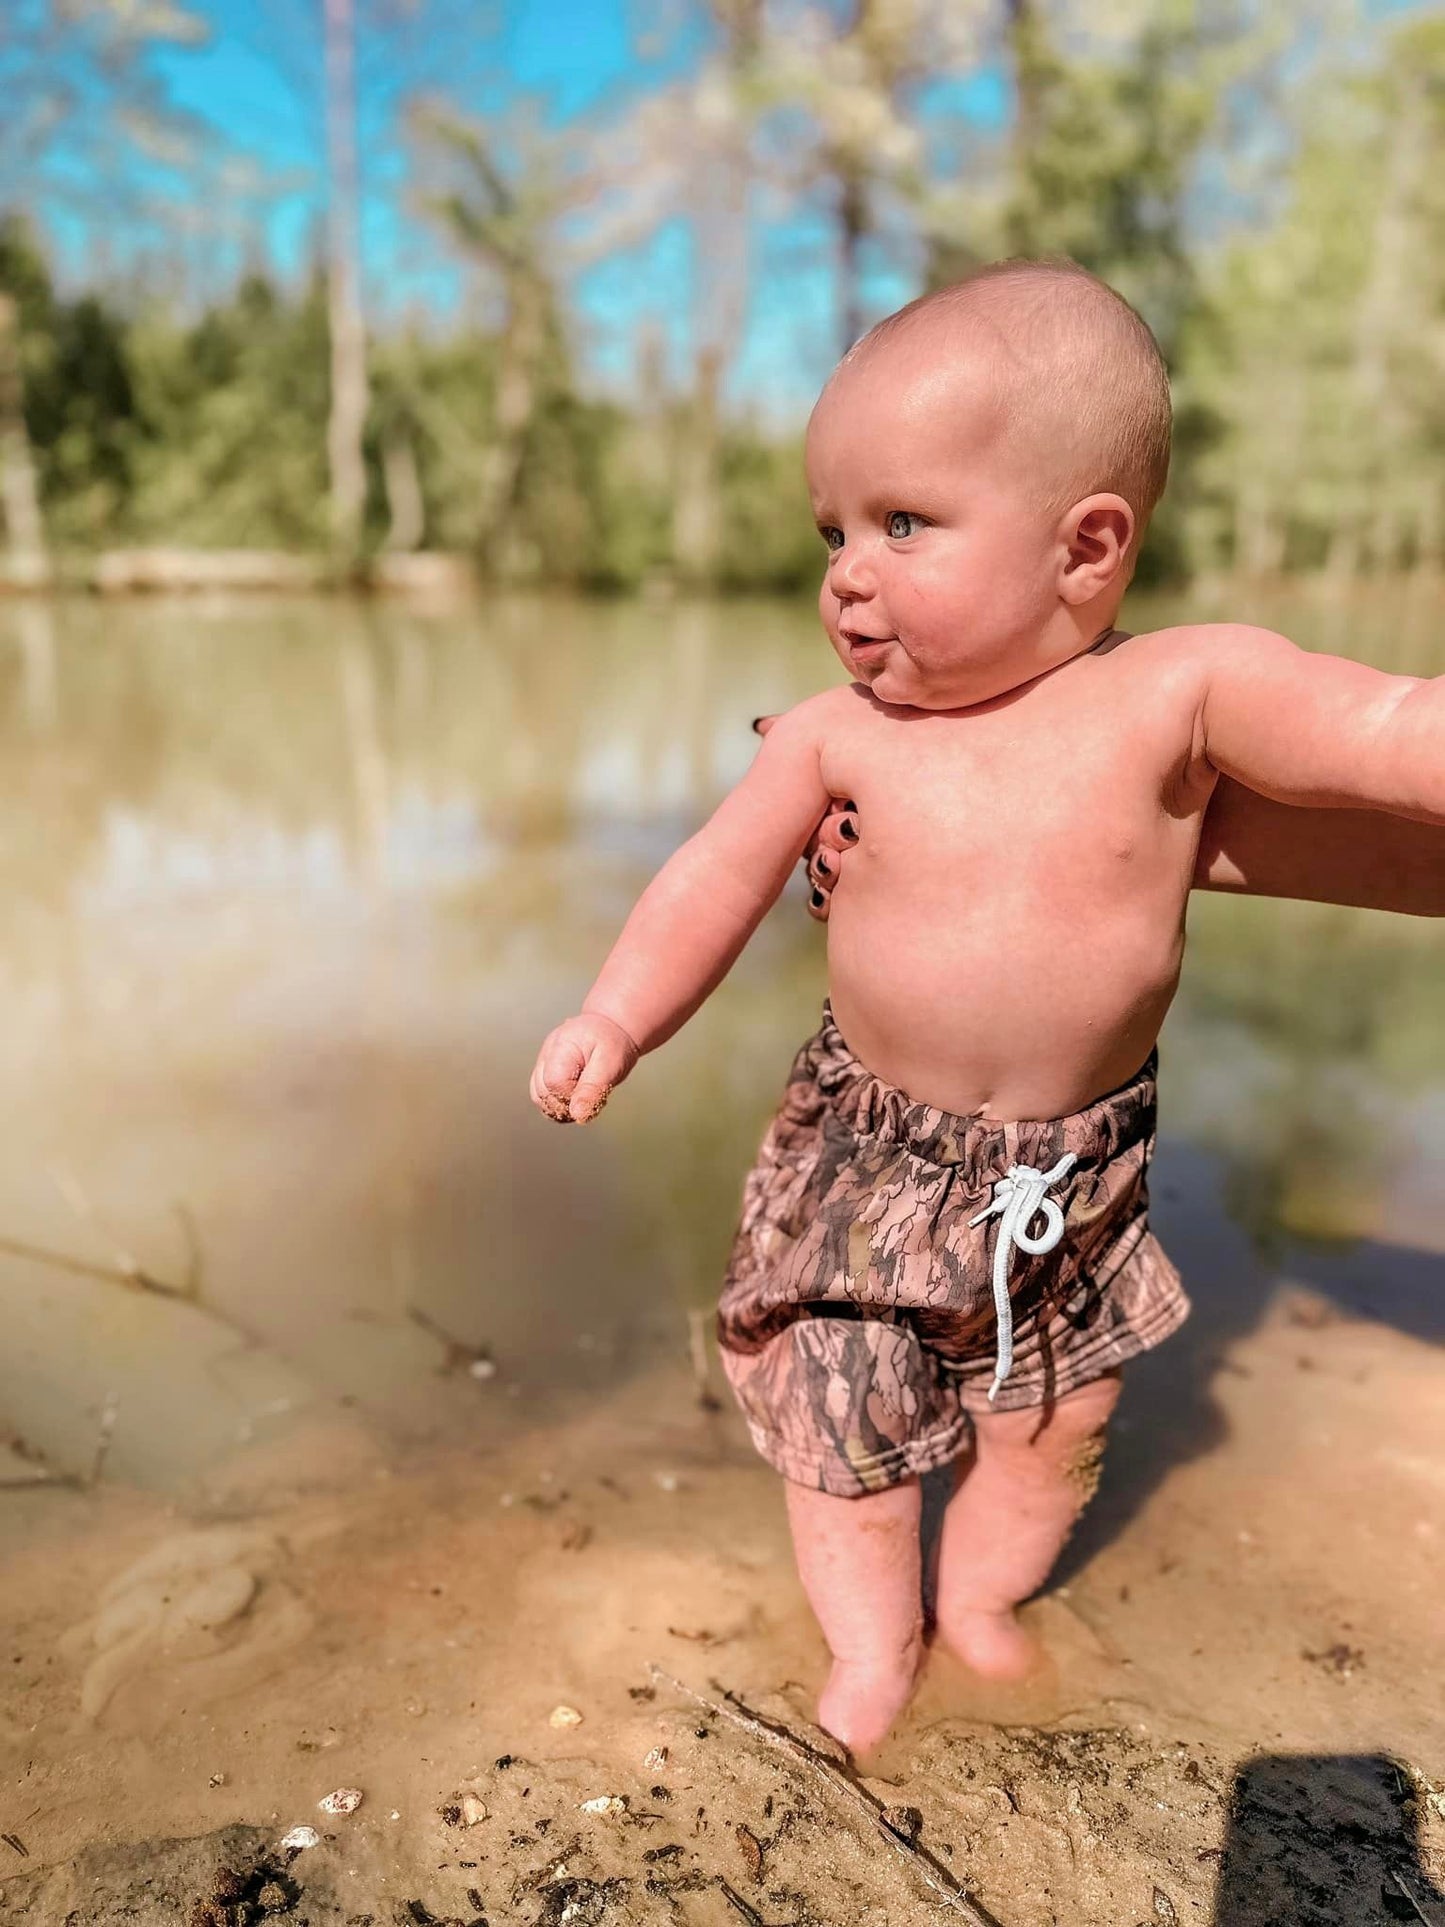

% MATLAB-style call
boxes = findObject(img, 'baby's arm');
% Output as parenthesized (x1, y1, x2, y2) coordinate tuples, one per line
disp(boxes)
(530, 694, 834, 1123)
(1192, 626, 1445, 823)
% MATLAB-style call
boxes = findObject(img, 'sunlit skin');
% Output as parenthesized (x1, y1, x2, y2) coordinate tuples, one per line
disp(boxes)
(529, 307, 1445, 1756)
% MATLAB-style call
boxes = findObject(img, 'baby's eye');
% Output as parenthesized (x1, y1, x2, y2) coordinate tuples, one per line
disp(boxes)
(820, 526, 844, 551)
(887, 511, 922, 540)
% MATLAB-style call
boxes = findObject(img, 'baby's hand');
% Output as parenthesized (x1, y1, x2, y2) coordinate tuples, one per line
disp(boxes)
(529, 1012, 640, 1125)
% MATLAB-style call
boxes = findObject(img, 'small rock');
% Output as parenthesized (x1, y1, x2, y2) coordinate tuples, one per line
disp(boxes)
(469, 1357, 497, 1380)
(318, 1787, 363, 1816)
(278, 1826, 319, 1852)
(643, 1746, 668, 1770)
(208, 1773, 227, 1788)
(735, 1824, 764, 1880)
(460, 1792, 488, 1827)
(883, 1805, 923, 1844)
(549, 1704, 584, 1728)
(652, 1471, 680, 1493)
(1153, 1888, 1178, 1923)
(579, 1795, 628, 1816)
(256, 1881, 291, 1915)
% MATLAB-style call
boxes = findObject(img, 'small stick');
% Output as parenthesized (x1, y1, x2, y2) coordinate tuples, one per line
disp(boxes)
(0, 1232, 184, 1299)
(647, 1665, 997, 1924)
(86, 1390, 120, 1488)
(49, 1164, 148, 1287)
(687, 1308, 722, 1411)
(1391, 1868, 1445, 1927)
(174, 1202, 204, 1299)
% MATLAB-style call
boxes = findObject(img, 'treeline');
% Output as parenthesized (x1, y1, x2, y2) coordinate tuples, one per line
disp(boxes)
(1, 3, 1443, 593)
(0, 219, 816, 594)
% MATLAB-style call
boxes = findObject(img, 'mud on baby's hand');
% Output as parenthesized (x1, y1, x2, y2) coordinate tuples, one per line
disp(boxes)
(530, 1012, 641, 1124)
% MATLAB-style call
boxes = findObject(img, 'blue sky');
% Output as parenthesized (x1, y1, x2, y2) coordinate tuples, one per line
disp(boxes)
(129, 0, 1008, 419)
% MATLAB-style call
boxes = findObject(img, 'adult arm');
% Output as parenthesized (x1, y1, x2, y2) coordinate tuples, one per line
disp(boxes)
(1195, 776, 1445, 914)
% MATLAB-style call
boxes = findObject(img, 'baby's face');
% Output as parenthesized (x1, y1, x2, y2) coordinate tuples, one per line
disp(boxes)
(806, 345, 1070, 710)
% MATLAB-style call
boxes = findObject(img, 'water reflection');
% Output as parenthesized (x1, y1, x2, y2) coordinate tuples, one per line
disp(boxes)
(0, 590, 1440, 1492)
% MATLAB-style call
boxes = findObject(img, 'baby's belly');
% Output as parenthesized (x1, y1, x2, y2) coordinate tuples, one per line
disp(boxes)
(824, 884, 1186, 1121)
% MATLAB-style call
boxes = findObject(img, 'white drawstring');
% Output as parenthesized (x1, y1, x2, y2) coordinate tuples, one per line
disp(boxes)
(969, 1152, 1078, 1402)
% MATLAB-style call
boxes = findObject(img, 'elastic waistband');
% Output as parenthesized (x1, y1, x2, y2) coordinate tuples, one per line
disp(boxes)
(806, 999, 1157, 1168)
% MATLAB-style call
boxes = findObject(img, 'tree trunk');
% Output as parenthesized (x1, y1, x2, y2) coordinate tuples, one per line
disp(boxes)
(0, 292, 50, 587)
(475, 273, 544, 576)
(672, 343, 722, 587)
(323, 0, 370, 565)
(837, 170, 868, 355)
(382, 424, 425, 552)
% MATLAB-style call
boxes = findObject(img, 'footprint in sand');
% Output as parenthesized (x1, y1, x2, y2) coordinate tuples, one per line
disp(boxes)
(65, 1525, 311, 1722)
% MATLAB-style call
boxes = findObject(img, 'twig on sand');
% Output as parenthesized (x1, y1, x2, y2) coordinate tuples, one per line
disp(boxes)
(1391, 1867, 1445, 1927)
(646, 1664, 998, 1924)
(0, 1232, 185, 1299)
(86, 1389, 120, 1488)
(407, 1305, 491, 1376)
(174, 1202, 205, 1298)
(687, 1308, 722, 1412)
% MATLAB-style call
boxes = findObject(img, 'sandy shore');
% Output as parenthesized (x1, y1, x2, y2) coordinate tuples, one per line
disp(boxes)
(2, 1262, 1443, 1927)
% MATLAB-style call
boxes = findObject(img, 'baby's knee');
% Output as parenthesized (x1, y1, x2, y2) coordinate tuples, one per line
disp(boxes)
(978, 1372, 1122, 1491)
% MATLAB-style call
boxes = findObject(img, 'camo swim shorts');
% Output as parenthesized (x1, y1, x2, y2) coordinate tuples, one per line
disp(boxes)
(716, 1000, 1189, 1496)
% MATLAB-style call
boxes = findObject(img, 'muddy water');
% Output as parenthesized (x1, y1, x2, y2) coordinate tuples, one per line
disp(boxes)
(0, 586, 1440, 1490)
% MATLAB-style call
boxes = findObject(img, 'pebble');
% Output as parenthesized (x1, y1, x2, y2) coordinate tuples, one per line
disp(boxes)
(643, 1746, 668, 1770)
(318, 1787, 363, 1816)
(279, 1826, 320, 1852)
(652, 1471, 680, 1493)
(469, 1358, 497, 1380)
(579, 1795, 627, 1816)
(549, 1704, 583, 1729)
(460, 1792, 489, 1827)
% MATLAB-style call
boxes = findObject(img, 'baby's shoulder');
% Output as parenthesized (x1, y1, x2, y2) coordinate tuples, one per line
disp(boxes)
(1118, 620, 1294, 682)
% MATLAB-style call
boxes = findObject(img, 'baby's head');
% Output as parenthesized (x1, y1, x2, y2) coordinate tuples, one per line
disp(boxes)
(806, 258, 1171, 709)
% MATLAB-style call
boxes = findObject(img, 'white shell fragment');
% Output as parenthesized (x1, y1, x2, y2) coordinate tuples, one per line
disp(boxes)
(318, 1787, 363, 1816)
(468, 1358, 497, 1381)
(549, 1703, 584, 1728)
(279, 1826, 320, 1852)
(579, 1795, 628, 1816)
(459, 1793, 488, 1826)
(643, 1746, 668, 1770)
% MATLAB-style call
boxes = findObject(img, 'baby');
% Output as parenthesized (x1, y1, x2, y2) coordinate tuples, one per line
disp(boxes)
(528, 258, 1445, 1756)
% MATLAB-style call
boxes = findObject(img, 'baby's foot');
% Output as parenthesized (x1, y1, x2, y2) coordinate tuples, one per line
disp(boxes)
(935, 1605, 1042, 1681)
(817, 1655, 918, 1756)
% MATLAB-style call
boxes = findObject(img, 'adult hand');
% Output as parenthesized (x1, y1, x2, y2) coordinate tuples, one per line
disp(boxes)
(752, 714, 858, 919)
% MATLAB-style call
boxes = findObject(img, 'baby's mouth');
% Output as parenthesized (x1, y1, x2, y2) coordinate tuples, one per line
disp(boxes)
(843, 632, 893, 657)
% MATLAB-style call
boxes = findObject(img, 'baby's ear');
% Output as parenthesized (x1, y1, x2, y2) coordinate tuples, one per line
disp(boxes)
(1061, 496, 1134, 604)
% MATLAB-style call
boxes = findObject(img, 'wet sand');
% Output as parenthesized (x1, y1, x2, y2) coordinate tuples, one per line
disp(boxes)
(3, 1225, 1443, 1925)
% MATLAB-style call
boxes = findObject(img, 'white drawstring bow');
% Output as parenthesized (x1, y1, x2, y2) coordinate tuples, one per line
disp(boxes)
(969, 1152, 1079, 1401)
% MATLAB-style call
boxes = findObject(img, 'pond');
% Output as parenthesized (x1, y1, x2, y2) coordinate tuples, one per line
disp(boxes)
(0, 585, 1441, 1492)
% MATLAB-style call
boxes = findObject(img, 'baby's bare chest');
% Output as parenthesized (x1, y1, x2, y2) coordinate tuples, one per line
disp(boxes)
(821, 692, 1199, 893)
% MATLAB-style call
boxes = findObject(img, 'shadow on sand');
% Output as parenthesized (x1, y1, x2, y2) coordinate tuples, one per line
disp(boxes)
(1212, 1753, 1444, 1926)
(1057, 1136, 1444, 1582)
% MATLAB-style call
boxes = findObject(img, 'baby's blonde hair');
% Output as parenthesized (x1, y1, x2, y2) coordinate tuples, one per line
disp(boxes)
(851, 258, 1172, 539)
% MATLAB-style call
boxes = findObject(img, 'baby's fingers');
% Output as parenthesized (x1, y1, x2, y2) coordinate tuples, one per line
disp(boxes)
(567, 1035, 631, 1124)
(535, 1032, 588, 1123)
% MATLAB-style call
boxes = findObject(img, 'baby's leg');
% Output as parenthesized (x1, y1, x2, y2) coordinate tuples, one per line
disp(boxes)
(933, 1370, 1121, 1679)
(784, 1475, 923, 1755)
